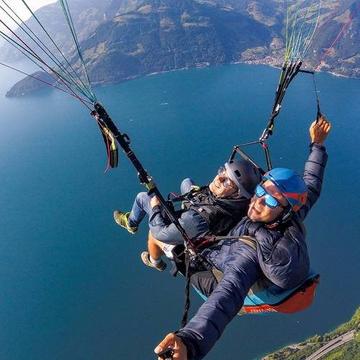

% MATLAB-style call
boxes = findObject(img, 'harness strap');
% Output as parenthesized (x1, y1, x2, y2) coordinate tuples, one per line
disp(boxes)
(211, 236, 257, 283)
(169, 186, 206, 203)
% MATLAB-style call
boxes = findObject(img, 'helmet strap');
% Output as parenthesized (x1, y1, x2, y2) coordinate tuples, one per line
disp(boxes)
(265, 206, 293, 228)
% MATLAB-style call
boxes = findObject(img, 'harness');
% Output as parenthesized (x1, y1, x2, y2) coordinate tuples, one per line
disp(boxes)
(170, 187, 248, 236)
(207, 236, 319, 315)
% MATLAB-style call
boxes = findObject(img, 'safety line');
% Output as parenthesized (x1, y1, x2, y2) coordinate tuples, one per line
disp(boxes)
(18, 0, 95, 101)
(59, 0, 96, 101)
(0, 24, 92, 103)
(0, 0, 91, 99)
(0, 60, 91, 106)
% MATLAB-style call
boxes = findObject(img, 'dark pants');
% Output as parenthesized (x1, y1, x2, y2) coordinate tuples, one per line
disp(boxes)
(171, 245, 217, 297)
(190, 270, 218, 297)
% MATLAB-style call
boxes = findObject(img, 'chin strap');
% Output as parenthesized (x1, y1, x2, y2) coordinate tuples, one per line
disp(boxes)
(265, 207, 293, 229)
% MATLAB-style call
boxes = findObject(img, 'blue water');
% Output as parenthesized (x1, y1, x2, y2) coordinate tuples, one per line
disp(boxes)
(0, 63, 359, 360)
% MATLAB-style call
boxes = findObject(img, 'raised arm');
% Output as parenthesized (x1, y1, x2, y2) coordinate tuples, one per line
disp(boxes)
(297, 116, 331, 222)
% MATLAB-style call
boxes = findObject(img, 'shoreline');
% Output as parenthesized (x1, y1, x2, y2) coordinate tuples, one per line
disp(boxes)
(5, 60, 360, 98)
(89, 62, 360, 95)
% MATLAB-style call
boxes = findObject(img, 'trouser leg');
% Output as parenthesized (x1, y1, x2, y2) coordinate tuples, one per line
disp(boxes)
(130, 178, 195, 226)
(180, 178, 195, 195)
(128, 192, 153, 227)
(190, 270, 218, 297)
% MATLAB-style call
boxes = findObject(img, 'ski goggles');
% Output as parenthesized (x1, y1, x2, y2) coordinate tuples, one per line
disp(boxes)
(254, 184, 288, 209)
(217, 166, 237, 189)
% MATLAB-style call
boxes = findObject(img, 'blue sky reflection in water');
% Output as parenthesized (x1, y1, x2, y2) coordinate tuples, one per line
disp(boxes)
(0, 63, 359, 360)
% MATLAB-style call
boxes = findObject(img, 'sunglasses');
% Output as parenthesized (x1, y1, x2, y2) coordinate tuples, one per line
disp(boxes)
(217, 167, 237, 189)
(255, 184, 288, 209)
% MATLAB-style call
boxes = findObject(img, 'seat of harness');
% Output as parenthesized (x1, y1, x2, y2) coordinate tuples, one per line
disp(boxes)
(195, 269, 319, 315)
(198, 235, 319, 315)
(243, 271, 319, 307)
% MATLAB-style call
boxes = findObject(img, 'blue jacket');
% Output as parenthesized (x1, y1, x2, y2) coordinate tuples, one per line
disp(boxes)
(176, 143, 328, 359)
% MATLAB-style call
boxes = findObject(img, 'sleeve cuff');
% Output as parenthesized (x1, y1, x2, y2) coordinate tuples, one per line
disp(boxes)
(174, 331, 196, 359)
(310, 142, 326, 151)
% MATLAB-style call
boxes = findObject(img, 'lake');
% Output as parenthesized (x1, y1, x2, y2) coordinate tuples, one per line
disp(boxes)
(0, 62, 359, 359)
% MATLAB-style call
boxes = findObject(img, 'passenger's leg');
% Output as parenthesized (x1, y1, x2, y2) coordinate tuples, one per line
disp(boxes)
(180, 178, 196, 195)
(148, 231, 165, 260)
(128, 192, 153, 227)
(114, 192, 153, 234)
(141, 231, 167, 271)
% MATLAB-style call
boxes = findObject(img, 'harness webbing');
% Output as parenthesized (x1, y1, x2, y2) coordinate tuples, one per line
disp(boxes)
(230, 59, 323, 172)
(260, 60, 302, 143)
(93, 103, 193, 243)
(93, 103, 198, 326)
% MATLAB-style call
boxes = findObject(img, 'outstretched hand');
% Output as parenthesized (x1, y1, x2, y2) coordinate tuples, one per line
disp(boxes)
(154, 333, 187, 360)
(310, 116, 332, 145)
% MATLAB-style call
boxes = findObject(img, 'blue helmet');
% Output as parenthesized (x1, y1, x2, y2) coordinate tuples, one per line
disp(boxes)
(263, 168, 307, 212)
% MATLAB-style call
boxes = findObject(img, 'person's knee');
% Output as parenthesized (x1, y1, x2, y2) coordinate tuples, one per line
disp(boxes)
(135, 192, 149, 204)
(152, 236, 160, 244)
(180, 178, 195, 194)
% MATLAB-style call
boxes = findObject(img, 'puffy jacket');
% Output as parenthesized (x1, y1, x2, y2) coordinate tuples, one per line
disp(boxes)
(176, 143, 328, 359)
(149, 187, 250, 245)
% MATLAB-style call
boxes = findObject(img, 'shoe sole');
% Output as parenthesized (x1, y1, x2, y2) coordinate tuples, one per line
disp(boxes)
(113, 211, 137, 234)
(141, 251, 166, 271)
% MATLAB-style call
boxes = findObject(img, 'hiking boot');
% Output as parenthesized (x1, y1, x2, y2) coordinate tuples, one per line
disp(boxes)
(141, 251, 167, 272)
(113, 210, 138, 234)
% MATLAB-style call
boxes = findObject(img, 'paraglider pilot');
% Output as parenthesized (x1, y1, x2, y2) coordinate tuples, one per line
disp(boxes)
(154, 116, 331, 360)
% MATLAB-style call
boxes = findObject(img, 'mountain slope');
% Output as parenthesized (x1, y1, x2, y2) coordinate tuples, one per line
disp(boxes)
(309, 0, 360, 77)
(0, 0, 113, 62)
(3, 0, 360, 97)
(80, 0, 272, 84)
(263, 307, 360, 360)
